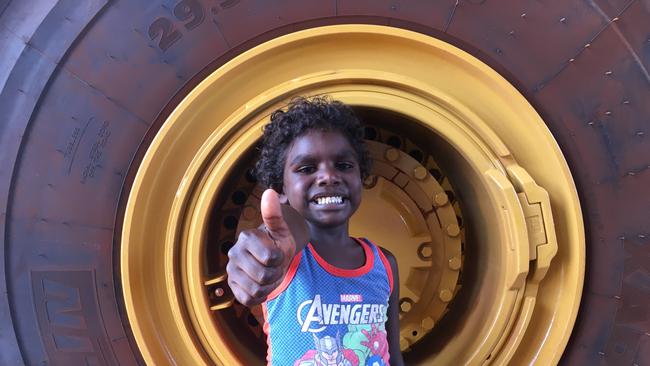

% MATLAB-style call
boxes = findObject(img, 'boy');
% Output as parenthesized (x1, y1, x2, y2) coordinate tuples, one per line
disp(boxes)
(226, 97, 403, 366)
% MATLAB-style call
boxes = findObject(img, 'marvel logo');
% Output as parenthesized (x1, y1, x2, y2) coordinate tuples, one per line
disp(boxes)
(340, 294, 363, 302)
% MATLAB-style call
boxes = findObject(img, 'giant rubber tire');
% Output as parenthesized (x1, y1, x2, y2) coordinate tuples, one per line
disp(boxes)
(1, 1, 649, 365)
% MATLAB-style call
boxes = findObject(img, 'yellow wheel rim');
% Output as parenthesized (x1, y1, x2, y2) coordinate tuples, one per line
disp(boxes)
(121, 25, 584, 365)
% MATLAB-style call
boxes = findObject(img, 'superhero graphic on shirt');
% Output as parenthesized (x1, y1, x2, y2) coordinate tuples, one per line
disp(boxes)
(295, 332, 359, 366)
(361, 324, 389, 365)
(365, 355, 387, 366)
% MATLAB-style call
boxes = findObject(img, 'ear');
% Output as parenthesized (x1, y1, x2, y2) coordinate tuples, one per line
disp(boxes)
(278, 192, 289, 204)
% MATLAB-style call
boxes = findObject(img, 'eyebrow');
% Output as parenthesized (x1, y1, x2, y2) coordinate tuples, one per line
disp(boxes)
(289, 150, 358, 166)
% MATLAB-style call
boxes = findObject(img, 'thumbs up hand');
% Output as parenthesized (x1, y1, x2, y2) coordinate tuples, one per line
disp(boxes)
(226, 189, 308, 306)
(260, 189, 297, 268)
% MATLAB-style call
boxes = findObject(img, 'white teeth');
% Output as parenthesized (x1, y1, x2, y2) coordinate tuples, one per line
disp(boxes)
(315, 196, 343, 205)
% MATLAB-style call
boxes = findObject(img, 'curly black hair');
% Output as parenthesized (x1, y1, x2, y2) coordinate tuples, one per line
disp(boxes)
(255, 96, 371, 192)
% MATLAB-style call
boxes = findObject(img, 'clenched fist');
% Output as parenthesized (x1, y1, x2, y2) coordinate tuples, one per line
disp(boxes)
(226, 189, 308, 306)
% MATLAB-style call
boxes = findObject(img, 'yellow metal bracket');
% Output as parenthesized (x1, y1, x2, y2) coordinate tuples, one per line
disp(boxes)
(507, 165, 558, 284)
(484, 169, 530, 290)
(488, 164, 560, 364)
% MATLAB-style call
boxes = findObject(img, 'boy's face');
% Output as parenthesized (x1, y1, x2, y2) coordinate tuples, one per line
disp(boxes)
(280, 130, 362, 229)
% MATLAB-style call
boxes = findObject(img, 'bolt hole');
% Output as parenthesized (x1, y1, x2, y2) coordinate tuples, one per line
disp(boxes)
(220, 241, 234, 255)
(231, 191, 247, 205)
(386, 136, 401, 148)
(223, 216, 238, 230)
(364, 127, 378, 140)
(408, 149, 424, 162)
(429, 169, 443, 182)
(245, 169, 257, 183)
(445, 190, 455, 202)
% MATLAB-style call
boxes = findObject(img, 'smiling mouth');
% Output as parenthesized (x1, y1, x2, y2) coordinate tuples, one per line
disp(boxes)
(312, 196, 346, 205)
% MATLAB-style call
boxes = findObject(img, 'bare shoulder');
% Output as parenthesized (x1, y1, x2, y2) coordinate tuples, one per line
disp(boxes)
(378, 246, 399, 272)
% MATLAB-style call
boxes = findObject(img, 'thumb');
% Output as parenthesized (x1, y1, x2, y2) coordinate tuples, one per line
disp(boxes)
(261, 189, 295, 256)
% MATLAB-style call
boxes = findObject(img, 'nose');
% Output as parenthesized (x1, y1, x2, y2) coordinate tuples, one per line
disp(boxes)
(316, 163, 341, 186)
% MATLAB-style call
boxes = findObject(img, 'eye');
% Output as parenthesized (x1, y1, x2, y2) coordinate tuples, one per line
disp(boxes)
(336, 162, 354, 170)
(296, 165, 316, 174)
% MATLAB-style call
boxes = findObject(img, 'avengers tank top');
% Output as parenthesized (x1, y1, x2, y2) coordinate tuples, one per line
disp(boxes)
(262, 238, 393, 366)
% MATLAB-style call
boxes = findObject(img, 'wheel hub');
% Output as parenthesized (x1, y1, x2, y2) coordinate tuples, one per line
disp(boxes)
(120, 25, 584, 365)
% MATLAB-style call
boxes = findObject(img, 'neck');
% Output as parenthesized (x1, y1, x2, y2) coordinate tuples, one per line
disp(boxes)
(307, 222, 351, 248)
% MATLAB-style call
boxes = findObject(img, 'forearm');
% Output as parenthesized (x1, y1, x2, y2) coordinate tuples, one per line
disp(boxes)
(387, 317, 404, 366)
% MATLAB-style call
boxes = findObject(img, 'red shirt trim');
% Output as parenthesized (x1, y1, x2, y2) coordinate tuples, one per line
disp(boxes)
(307, 238, 374, 277)
(265, 252, 302, 301)
(262, 302, 272, 365)
(375, 243, 394, 295)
